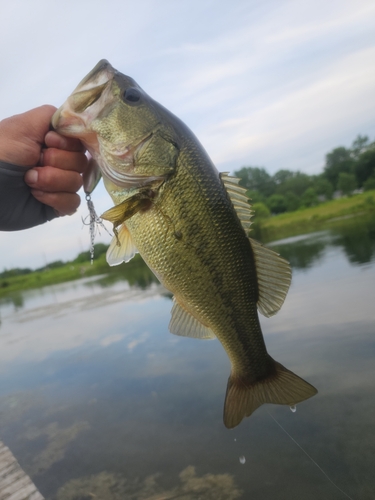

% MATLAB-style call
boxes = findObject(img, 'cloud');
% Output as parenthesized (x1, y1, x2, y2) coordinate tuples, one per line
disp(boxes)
(127, 332, 150, 352)
(101, 333, 125, 347)
(0, 284, 168, 366)
(205, 45, 375, 173)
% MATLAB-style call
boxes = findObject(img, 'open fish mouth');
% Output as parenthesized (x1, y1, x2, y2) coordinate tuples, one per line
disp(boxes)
(51, 60, 116, 136)
(52, 60, 167, 191)
(71, 59, 116, 94)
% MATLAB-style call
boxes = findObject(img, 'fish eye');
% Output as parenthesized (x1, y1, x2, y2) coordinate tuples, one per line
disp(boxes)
(123, 88, 141, 104)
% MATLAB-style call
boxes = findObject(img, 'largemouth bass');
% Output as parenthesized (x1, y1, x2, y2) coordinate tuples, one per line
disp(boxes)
(52, 60, 317, 428)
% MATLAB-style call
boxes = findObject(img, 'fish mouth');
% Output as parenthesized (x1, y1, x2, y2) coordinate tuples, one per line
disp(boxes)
(72, 59, 115, 94)
(52, 60, 166, 190)
(51, 59, 116, 137)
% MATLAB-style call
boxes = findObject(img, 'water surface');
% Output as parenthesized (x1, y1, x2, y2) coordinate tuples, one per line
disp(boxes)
(1, 215, 375, 499)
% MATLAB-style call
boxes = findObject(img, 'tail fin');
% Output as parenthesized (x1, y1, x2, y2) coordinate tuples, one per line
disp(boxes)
(223, 360, 317, 428)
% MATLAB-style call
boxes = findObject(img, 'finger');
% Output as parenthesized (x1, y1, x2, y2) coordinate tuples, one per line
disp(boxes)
(25, 166, 83, 193)
(30, 190, 81, 216)
(44, 130, 86, 152)
(42, 148, 88, 173)
(20, 105, 57, 144)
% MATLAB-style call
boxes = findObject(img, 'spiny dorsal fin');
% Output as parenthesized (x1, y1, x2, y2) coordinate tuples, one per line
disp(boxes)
(220, 173, 253, 235)
(249, 238, 292, 317)
(106, 224, 138, 266)
(169, 299, 216, 339)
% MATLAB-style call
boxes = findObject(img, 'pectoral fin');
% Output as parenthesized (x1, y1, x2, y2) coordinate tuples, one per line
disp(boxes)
(169, 299, 216, 339)
(101, 193, 151, 231)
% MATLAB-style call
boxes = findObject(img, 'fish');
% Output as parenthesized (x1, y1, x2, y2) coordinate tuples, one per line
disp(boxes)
(52, 60, 317, 428)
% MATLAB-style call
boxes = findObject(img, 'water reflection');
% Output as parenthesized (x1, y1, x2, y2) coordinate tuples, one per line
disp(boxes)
(269, 213, 375, 270)
(330, 215, 375, 265)
(0, 291, 25, 310)
(0, 215, 375, 499)
(91, 254, 159, 289)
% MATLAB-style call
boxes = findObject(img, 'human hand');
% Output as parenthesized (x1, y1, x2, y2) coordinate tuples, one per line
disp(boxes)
(0, 105, 88, 216)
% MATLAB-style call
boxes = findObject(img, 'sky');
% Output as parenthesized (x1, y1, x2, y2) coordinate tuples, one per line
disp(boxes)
(1, 0, 375, 270)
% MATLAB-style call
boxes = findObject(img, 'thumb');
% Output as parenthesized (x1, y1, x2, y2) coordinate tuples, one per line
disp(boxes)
(0, 105, 57, 166)
(17, 105, 57, 145)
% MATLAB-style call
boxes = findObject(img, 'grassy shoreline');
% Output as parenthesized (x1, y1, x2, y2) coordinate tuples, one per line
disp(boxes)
(0, 253, 108, 298)
(1, 190, 374, 298)
(254, 190, 375, 242)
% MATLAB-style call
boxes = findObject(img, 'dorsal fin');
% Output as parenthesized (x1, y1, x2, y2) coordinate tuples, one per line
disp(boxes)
(220, 173, 253, 234)
(249, 238, 292, 317)
(169, 299, 216, 339)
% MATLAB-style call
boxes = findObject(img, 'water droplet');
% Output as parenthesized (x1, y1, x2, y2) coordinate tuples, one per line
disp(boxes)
(239, 456, 246, 464)
(290, 405, 297, 413)
(234, 438, 237, 442)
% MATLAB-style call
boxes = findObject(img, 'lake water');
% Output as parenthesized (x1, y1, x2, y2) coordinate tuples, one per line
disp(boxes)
(1, 215, 374, 500)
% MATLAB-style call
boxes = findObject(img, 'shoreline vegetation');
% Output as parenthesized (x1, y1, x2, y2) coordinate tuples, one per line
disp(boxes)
(2, 133, 375, 298)
(1, 190, 374, 299)
(252, 189, 375, 242)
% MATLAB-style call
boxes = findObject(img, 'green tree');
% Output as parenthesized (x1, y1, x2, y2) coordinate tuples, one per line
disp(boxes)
(312, 176, 334, 200)
(267, 194, 288, 214)
(351, 134, 370, 160)
(0, 267, 32, 278)
(354, 147, 375, 187)
(338, 172, 357, 195)
(275, 171, 312, 197)
(252, 202, 271, 220)
(273, 169, 295, 185)
(300, 188, 318, 207)
(363, 175, 375, 191)
(324, 146, 355, 189)
(246, 189, 265, 204)
(234, 166, 276, 197)
(47, 260, 65, 269)
(285, 192, 300, 211)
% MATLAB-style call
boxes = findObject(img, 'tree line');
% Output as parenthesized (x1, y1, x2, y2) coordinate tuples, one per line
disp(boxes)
(234, 134, 375, 216)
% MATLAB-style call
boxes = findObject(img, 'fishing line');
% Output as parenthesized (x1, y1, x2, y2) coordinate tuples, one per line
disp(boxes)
(267, 411, 354, 500)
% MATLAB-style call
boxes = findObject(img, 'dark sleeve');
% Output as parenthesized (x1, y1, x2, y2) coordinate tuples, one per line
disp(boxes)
(0, 160, 58, 231)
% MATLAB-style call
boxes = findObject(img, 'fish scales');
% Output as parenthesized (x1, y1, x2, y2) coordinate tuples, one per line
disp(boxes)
(52, 60, 317, 427)
(128, 134, 267, 373)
